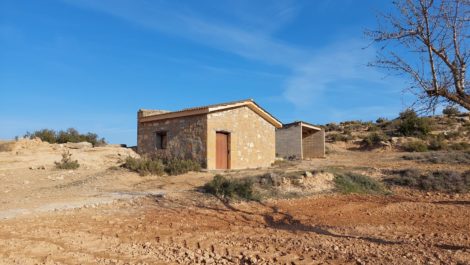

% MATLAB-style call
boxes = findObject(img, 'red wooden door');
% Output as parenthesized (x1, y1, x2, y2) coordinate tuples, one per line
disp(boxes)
(216, 132, 229, 169)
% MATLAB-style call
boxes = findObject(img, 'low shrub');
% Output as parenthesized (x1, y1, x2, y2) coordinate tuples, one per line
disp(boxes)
(324, 123, 341, 132)
(386, 169, 470, 193)
(442, 131, 460, 140)
(448, 142, 470, 151)
(427, 136, 447, 151)
(402, 151, 470, 164)
(333, 172, 388, 194)
(397, 109, 432, 137)
(122, 156, 165, 176)
(403, 141, 428, 152)
(328, 133, 353, 142)
(24, 128, 106, 146)
(165, 159, 201, 176)
(367, 124, 381, 132)
(122, 156, 201, 176)
(203, 175, 258, 201)
(442, 106, 460, 116)
(376, 117, 388, 124)
(55, 151, 80, 170)
(361, 132, 388, 149)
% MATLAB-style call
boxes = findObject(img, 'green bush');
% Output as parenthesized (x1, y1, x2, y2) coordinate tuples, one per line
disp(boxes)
(24, 128, 106, 146)
(386, 169, 470, 193)
(361, 132, 388, 148)
(334, 172, 388, 194)
(55, 151, 80, 170)
(403, 140, 428, 152)
(25, 129, 57, 143)
(442, 106, 460, 116)
(397, 109, 431, 137)
(122, 156, 165, 176)
(203, 175, 258, 201)
(165, 159, 201, 176)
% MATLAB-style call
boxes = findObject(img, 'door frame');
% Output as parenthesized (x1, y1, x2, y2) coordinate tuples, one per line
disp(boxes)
(215, 131, 231, 170)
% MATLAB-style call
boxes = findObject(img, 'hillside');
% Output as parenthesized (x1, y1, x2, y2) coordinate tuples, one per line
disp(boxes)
(0, 115, 469, 264)
(323, 111, 470, 153)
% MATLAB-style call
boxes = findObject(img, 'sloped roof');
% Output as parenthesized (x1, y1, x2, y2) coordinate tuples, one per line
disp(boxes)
(282, 121, 322, 131)
(139, 99, 282, 128)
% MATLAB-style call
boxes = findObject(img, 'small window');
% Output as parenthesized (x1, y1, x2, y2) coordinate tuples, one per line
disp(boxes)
(155, 131, 167, 149)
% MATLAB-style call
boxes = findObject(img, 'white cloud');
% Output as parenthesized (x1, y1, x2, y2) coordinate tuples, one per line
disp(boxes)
(61, 0, 405, 118)
(283, 39, 401, 108)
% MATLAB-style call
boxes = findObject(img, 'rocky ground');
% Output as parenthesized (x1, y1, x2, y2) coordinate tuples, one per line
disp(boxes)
(0, 139, 469, 264)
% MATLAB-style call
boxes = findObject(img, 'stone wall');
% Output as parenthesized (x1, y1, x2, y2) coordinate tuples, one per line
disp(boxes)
(137, 114, 207, 166)
(275, 125, 302, 159)
(206, 106, 276, 169)
(302, 130, 325, 158)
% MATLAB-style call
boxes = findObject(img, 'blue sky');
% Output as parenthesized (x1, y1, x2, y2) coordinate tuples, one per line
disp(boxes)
(1, 0, 413, 145)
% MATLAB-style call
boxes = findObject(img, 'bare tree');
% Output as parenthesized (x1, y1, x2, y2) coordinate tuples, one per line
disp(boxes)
(367, 0, 470, 112)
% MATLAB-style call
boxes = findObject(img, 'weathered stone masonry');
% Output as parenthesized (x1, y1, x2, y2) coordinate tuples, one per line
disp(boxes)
(137, 111, 208, 166)
(137, 100, 282, 170)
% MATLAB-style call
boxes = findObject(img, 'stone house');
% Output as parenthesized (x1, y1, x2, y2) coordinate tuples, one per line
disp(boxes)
(276, 121, 325, 160)
(137, 99, 282, 170)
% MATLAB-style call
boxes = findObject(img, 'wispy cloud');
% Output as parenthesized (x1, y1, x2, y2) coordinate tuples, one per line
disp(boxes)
(61, 0, 405, 121)
(283, 39, 403, 109)
(62, 0, 307, 66)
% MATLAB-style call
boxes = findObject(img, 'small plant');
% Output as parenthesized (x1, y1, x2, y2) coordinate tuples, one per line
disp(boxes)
(361, 132, 388, 149)
(122, 156, 165, 176)
(165, 159, 201, 175)
(203, 175, 258, 201)
(334, 172, 388, 194)
(55, 150, 80, 170)
(403, 140, 428, 152)
(442, 106, 460, 116)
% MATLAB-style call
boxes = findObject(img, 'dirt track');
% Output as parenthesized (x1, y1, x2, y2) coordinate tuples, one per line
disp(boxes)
(1, 192, 469, 264)
(0, 139, 469, 264)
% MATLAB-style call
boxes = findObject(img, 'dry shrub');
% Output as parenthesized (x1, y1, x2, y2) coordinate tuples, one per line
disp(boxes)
(203, 175, 258, 201)
(403, 140, 428, 152)
(402, 151, 470, 165)
(122, 156, 165, 176)
(333, 172, 389, 195)
(122, 156, 200, 176)
(55, 151, 80, 170)
(386, 169, 470, 193)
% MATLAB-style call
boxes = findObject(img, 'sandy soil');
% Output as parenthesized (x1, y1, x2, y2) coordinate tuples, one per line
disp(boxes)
(0, 139, 469, 264)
